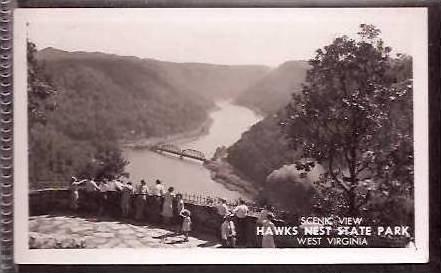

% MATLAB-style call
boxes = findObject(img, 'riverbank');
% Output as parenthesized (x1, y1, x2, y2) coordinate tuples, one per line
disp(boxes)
(121, 116, 213, 149)
(204, 159, 260, 200)
(232, 100, 266, 119)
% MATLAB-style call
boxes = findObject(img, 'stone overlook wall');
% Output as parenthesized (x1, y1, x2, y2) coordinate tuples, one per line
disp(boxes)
(29, 189, 290, 248)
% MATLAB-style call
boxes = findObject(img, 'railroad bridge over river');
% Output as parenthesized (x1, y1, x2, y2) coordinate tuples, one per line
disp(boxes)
(151, 144, 208, 163)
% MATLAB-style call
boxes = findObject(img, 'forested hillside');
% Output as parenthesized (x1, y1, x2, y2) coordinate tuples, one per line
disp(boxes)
(227, 51, 413, 216)
(226, 110, 295, 187)
(37, 48, 213, 140)
(234, 60, 309, 115)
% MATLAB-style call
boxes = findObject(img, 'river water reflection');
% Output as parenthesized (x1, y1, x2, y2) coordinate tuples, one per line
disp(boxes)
(123, 101, 262, 200)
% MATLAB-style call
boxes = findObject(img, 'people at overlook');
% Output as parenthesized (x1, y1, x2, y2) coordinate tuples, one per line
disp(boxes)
(121, 182, 134, 218)
(233, 199, 249, 246)
(161, 187, 175, 225)
(68, 174, 280, 247)
(135, 179, 149, 220)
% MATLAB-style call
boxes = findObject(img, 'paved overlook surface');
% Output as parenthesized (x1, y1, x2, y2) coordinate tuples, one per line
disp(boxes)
(29, 215, 221, 249)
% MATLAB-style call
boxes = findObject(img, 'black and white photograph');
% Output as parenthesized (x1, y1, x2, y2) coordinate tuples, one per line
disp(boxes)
(12, 7, 429, 264)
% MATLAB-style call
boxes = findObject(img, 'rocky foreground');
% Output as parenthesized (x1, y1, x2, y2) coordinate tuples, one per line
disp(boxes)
(29, 215, 220, 249)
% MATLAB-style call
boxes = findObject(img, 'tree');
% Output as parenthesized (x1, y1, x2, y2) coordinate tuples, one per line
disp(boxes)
(282, 24, 413, 219)
(27, 41, 57, 124)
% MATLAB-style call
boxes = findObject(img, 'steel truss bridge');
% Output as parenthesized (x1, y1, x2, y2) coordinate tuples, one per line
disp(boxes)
(151, 144, 208, 163)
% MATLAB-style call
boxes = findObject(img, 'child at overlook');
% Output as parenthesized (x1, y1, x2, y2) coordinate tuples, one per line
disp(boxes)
(180, 209, 192, 242)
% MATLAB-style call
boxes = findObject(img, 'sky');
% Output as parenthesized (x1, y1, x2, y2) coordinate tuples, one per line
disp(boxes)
(19, 8, 426, 67)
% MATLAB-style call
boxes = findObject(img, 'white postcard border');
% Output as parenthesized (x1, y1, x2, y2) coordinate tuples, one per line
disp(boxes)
(13, 8, 429, 264)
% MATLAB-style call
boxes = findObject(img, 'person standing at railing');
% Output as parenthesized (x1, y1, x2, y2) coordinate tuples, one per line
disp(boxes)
(151, 179, 164, 223)
(161, 187, 175, 225)
(174, 193, 185, 232)
(121, 182, 134, 218)
(233, 199, 249, 246)
(98, 179, 111, 216)
(84, 178, 100, 213)
(215, 198, 229, 241)
(152, 179, 164, 196)
(69, 177, 86, 211)
(261, 212, 276, 248)
(134, 179, 149, 220)
(256, 204, 271, 247)
(221, 213, 236, 248)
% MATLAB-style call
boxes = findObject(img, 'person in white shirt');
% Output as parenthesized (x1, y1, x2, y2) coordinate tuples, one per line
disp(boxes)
(152, 179, 164, 197)
(152, 179, 164, 223)
(233, 199, 249, 246)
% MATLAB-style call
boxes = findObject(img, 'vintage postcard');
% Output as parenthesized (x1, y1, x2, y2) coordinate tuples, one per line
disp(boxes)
(12, 7, 429, 264)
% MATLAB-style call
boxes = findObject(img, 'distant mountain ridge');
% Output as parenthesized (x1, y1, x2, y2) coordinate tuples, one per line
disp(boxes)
(37, 47, 271, 101)
(234, 60, 310, 115)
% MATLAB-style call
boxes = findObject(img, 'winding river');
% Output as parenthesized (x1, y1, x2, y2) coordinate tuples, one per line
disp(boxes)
(123, 101, 262, 199)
